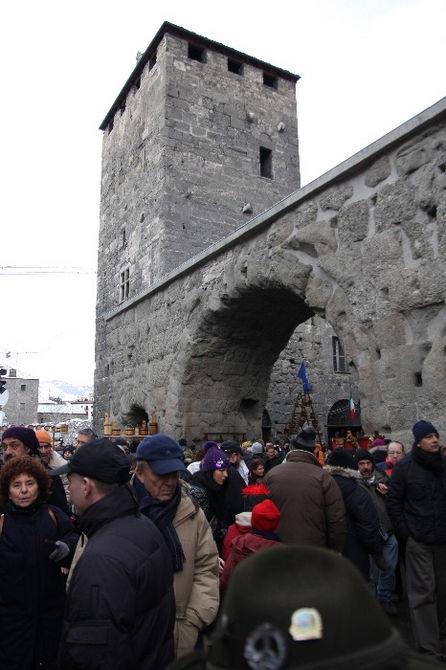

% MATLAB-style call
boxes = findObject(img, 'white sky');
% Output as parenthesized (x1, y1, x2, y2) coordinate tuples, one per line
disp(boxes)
(0, 0, 444, 387)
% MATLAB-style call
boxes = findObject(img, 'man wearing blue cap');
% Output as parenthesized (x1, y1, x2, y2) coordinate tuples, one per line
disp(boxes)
(134, 434, 219, 659)
(387, 420, 446, 661)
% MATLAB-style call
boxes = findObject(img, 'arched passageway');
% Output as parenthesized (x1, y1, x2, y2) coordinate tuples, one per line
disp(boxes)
(176, 285, 313, 440)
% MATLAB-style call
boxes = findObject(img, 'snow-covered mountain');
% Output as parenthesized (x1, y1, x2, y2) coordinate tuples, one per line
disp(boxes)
(39, 380, 93, 402)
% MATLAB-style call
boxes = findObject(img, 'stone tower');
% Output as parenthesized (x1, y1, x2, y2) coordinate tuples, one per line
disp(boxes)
(96, 22, 300, 315)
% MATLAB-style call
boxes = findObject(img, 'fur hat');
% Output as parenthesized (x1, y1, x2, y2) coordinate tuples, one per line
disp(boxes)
(354, 448, 374, 467)
(2, 426, 40, 455)
(251, 499, 280, 532)
(413, 420, 439, 444)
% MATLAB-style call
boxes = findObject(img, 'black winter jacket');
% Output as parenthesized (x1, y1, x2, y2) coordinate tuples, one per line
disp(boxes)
(325, 465, 383, 580)
(386, 448, 446, 544)
(0, 499, 78, 670)
(58, 484, 175, 670)
(190, 468, 244, 550)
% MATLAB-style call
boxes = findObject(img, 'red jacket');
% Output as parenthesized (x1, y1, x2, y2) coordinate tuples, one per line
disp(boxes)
(220, 531, 281, 594)
(222, 512, 252, 561)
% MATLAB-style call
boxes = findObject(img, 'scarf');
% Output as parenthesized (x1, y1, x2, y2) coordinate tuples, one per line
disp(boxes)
(251, 528, 282, 542)
(140, 484, 185, 572)
(412, 445, 444, 474)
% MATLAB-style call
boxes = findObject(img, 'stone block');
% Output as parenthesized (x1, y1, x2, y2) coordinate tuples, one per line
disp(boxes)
(396, 140, 434, 176)
(374, 180, 417, 232)
(319, 184, 354, 211)
(287, 221, 338, 255)
(294, 201, 318, 228)
(338, 200, 370, 244)
(364, 155, 392, 188)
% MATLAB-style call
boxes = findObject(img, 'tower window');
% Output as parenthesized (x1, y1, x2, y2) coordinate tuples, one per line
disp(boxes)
(120, 267, 130, 302)
(149, 53, 157, 70)
(20, 384, 26, 391)
(228, 58, 243, 75)
(332, 337, 347, 373)
(121, 227, 126, 248)
(259, 147, 273, 179)
(263, 72, 278, 89)
(188, 43, 206, 62)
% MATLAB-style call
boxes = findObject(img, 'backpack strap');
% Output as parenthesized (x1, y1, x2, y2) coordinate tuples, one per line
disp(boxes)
(47, 507, 58, 527)
(0, 509, 57, 535)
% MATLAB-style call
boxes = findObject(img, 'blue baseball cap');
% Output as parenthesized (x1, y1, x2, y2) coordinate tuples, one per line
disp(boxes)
(136, 434, 186, 475)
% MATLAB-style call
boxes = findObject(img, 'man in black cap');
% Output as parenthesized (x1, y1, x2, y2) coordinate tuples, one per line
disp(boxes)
(52, 438, 175, 669)
(134, 434, 219, 659)
(264, 426, 345, 550)
(221, 440, 249, 485)
(387, 420, 446, 660)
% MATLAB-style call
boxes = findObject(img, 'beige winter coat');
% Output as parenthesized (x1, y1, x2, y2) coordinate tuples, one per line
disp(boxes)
(173, 488, 220, 658)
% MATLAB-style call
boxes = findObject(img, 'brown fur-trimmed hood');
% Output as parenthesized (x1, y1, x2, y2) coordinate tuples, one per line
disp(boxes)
(324, 464, 361, 480)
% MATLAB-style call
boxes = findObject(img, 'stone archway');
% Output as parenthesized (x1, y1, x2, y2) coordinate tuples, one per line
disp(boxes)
(173, 284, 314, 440)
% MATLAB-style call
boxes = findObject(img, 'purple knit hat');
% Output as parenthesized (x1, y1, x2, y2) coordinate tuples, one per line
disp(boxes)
(2, 426, 40, 455)
(201, 443, 230, 472)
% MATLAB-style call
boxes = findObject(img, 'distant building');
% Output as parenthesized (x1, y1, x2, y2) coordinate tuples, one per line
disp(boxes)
(0, 369, 39, 425)
(37, 399, 93, 424)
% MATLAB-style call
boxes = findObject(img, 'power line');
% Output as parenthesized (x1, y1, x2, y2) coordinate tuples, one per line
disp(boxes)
(0, 266, 96, 276)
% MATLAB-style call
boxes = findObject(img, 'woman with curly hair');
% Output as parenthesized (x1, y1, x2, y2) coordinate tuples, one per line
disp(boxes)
(0, 456, 79, 670)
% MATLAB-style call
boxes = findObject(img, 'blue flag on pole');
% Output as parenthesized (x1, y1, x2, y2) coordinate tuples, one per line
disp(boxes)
(296, 362, 311, 393)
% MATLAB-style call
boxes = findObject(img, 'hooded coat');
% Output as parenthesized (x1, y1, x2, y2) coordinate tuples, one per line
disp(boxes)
(59, 485, 175, 670)
(0, 499, 79, 670)
(324, 464, 383, 579)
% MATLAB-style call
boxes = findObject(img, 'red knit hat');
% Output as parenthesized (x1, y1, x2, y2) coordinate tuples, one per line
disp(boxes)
(251, 499, 280, 532)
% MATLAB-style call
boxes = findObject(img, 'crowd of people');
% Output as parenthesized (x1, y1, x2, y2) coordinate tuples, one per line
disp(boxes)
(0, 419, 445, 668)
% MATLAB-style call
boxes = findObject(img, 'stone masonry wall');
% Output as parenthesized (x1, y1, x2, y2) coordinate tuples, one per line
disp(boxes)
(95, 99, 446, 446)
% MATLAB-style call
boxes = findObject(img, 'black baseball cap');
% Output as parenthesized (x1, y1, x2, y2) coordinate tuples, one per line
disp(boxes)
(50, 438, 131, 484)
(221, 440, 242, 455)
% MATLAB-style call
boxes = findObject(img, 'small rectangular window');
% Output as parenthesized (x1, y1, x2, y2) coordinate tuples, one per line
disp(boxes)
(120, 267, 130, 302)
(332, 336, 347, 373)
(122, 227, 126, 248)
(260, 147, 273, 179)
(20, 384, 26, 391)
(20, 403, 25, 410)
(228, 58, 243, 75)
(188, 43, 205, 62)
(263, 72, 278, 89)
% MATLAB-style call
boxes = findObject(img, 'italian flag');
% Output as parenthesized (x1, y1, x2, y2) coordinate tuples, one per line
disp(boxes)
(349, 391, 356, 420)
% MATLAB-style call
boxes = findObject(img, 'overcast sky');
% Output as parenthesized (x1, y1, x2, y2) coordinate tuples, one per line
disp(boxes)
(0, 0, 444, 388)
